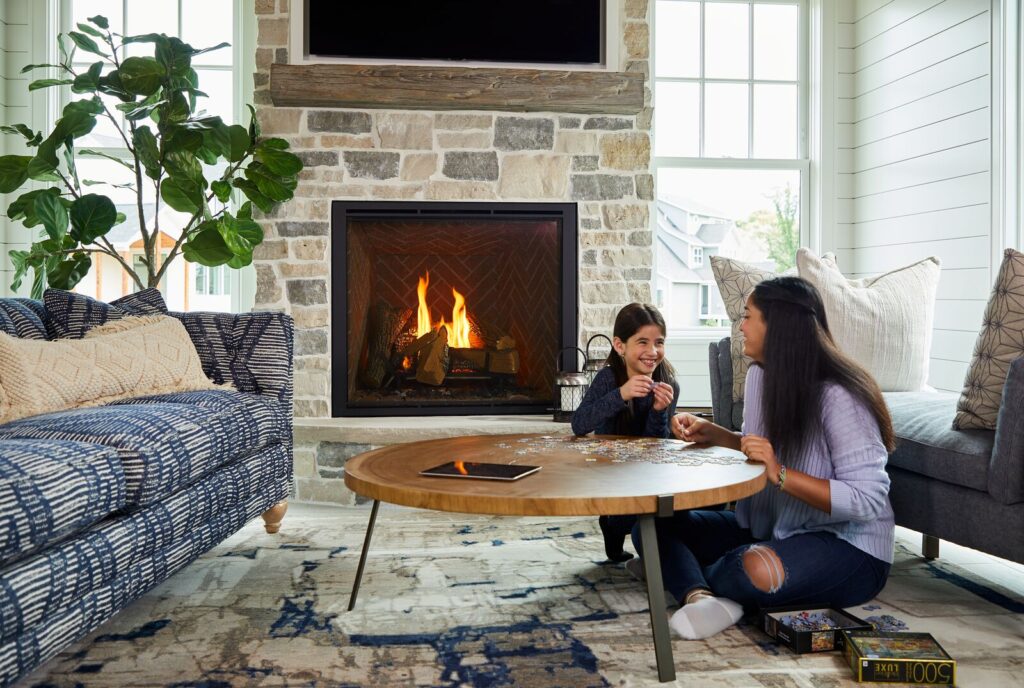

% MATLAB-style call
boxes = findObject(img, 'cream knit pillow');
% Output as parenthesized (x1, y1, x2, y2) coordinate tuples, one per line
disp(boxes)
(954, 248, 1024, 429)
(796, 249, 940, 391)
(0, 315, 220, 424)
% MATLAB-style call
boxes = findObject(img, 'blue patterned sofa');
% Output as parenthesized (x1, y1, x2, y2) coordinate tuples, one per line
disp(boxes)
(709, 337, 1024, 565)
(0, 289, 294, 685)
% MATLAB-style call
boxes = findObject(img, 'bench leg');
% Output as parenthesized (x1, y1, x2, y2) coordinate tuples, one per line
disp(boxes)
(922, 534, 940, 560)
(261, 500, 288, 534)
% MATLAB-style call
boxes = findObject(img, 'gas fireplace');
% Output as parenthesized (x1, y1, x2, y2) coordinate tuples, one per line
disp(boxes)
(331, 201, 578, 416)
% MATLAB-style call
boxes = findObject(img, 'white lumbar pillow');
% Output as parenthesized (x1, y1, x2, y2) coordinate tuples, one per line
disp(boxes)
(796, 249, 941, 392)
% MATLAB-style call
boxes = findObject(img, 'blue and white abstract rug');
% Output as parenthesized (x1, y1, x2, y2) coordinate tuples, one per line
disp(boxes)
(25, 505, 1024, 686)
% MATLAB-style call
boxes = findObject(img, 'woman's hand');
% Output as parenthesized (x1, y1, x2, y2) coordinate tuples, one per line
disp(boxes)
(673, 412, 714, 443)
(651, 381, 675, 411)
(620, 374, 655, 401)
(739, 435, 782, 485)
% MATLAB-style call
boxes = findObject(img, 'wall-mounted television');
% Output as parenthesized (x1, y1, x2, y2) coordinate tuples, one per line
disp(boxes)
(305, 0, 604, 66)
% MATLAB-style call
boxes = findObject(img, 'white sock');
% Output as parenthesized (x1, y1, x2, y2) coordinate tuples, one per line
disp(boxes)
(668, 596, 744, 639)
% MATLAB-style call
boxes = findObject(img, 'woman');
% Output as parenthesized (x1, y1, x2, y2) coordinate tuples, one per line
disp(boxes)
(633, 277, 896, 640)
(572, 302, 678, 562)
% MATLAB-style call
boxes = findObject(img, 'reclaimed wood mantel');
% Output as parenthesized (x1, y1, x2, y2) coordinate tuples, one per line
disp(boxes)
(269, 63, 645, 115)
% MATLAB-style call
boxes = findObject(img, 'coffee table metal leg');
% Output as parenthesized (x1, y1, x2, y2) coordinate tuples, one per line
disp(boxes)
(348, 499, 380, 611)
(638, 514, 676, 682)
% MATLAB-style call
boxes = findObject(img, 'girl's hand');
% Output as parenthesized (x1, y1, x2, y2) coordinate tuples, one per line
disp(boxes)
(651, 381, 674, 411)
(673, 412, 714, 443)
(739, 435, 782, 484)
(620, 374, 655, 401)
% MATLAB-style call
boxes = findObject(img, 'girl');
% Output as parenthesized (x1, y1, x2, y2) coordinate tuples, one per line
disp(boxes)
(572, 302, 679, 562)
(635, 277, 896, 640)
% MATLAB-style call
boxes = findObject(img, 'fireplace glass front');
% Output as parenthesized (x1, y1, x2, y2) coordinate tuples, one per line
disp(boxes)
(331, 202, 578, 416)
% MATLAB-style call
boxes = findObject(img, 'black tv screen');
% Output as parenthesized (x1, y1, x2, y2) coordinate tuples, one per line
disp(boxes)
(306, 1, 604, 65)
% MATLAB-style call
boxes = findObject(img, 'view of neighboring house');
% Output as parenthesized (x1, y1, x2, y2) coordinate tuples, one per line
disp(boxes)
(72, 204, 232, 312)
(655, 195, 777, 329)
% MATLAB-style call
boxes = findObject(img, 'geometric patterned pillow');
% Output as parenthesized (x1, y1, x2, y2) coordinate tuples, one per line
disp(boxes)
(44, 288, 168, 339)
(954, 248, 1024, 429)
(709, 256, 804, 403)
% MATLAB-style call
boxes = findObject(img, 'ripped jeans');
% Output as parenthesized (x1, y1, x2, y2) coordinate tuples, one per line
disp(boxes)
(630, 509, 890, 610)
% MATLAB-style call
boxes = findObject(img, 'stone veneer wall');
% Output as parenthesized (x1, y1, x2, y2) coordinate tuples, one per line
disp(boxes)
(252, 0, 653, 419)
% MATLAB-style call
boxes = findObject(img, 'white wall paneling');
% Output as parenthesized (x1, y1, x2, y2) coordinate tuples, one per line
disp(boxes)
(840, 0, 994, 392)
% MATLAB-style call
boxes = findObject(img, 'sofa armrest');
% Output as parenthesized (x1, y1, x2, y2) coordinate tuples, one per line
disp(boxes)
(171, 310, 294, 407)
(989, 356, 1024, 505)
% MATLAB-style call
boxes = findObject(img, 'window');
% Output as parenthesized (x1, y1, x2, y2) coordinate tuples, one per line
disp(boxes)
(654, 0, 808, 332)
(194, 264, 229, 296)
(66, 0, 240, 312)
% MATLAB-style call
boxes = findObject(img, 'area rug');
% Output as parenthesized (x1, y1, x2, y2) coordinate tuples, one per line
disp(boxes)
(25, 505, 1024, 687)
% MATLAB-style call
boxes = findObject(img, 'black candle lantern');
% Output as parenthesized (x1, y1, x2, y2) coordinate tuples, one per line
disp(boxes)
(553, 347, 588, 422)
(584, 333, 612, 386)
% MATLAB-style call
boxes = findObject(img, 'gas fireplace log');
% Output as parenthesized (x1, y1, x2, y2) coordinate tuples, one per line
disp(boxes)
(450, 347, 488, 371)
(416, 327, 449, 385)
(488, 348, 520, 375)
(361, 301, 413, 388)
(468, 315, 516, 351)
(397, 329, 439, 358)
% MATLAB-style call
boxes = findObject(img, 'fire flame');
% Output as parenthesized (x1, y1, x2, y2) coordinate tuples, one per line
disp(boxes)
(454, 461, 468, 475)
(416, 272, 432, 338)
(413, 272, 474, 349)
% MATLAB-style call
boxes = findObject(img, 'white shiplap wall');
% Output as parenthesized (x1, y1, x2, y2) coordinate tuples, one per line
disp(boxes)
(835, 0, 993, 392)
(0, 0, 30, 296)
(0, 0, 44, 298)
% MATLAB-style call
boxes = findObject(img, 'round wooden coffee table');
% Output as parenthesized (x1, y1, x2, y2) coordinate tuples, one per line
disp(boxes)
(344, 433, 766, 683)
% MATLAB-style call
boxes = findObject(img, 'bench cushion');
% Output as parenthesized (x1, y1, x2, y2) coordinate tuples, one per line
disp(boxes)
(0, 439, 125, 567)
(0, 392, 284, 508)
(884, 391, 994, 492)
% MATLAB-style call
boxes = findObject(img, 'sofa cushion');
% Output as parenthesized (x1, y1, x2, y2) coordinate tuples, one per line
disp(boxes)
(884, 391, 993, 492)
(0, 300, 50, 340)
(44, 288, 167, 339)
(0, 395, 283, 508)
(107, 389, 289, 442)
(0, 443, 289, 648)
(0, 439, 125, 568)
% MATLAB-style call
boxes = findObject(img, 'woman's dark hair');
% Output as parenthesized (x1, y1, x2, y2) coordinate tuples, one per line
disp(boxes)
(749, 277, 896, 458)
(604, 303, 676, 434)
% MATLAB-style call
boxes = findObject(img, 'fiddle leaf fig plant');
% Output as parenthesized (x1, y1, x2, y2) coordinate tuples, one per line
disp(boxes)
(0, 14, 303, 298)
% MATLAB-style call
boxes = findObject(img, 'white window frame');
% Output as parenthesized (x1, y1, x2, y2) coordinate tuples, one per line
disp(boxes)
(692, 246, 704, 266)
(55, 0, 255, 312)
(654, 0, 811, 340)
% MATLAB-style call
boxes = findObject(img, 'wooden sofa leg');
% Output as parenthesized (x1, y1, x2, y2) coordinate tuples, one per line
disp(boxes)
(261, 501, 288, 534)
(922, 534, 940, 560)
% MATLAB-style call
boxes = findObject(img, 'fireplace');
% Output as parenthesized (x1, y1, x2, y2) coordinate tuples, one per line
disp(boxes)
(331, 201, 579, 416)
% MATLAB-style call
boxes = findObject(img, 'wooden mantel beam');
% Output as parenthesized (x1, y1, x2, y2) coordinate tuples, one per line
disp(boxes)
(269, 63, 645, 115)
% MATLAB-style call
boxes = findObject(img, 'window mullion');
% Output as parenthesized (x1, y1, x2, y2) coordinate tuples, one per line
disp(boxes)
(748, 1, 754, 159)
(699, 0, 705, 158)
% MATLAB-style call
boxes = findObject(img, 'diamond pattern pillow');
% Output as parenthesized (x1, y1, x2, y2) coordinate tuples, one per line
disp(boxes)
(45, 288, 168, 339)
(709, 256, 801, 403)
(0, 316, 220, 424)
(954, 249, 1024, 429)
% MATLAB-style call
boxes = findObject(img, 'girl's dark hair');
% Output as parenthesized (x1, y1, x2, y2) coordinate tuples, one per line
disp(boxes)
(749, 277, 896, 459)
(604, 303, 676, 434)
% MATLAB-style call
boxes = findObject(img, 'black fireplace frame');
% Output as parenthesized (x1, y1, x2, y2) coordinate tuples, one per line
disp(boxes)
(330, 200, 579, 417)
